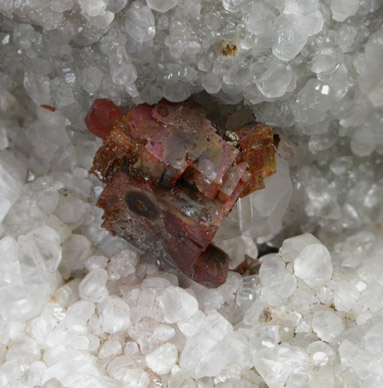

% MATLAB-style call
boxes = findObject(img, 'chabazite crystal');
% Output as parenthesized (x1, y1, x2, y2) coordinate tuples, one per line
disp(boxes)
(86, 98, 276, 287)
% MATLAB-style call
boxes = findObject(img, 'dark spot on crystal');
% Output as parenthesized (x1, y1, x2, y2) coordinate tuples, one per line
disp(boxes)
(273, 133, 281, 149)
(160, 166, 178, 188)
(126, 191, 159, 220)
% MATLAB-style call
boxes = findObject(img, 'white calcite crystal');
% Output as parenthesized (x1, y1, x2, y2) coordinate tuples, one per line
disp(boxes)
(78, 0, 106, 17)
(0, 0, 382, 387)
(0, 229, 382, 386)
(101, 296, 131, 334)
(158, 287, 198, 324)
(79, 268, 109, 303)
(125, 3, 156, 43)
(145, 343, 178, 375)
(259, 254, 296, 306)
(312, 310, 344, 343)
(0, 151, 27, 223)
(146, 0, 178, 13)
(294, 244, 333, 287)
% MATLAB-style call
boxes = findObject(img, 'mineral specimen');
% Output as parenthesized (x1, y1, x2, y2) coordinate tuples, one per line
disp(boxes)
(86, 98, 276, 287)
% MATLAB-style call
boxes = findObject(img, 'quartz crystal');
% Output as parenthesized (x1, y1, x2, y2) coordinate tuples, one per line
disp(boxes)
(85, 99, 276, 287)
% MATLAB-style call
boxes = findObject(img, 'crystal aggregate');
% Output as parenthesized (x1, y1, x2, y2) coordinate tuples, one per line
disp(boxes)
(86, 98, 276, 287)
(0, 0, 382, 387)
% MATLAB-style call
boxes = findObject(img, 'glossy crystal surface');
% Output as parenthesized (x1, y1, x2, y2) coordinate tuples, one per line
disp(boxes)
(87, 99, 276, 287)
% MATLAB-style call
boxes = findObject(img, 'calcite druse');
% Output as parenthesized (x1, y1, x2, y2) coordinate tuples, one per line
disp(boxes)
(85, 99, 276, 287)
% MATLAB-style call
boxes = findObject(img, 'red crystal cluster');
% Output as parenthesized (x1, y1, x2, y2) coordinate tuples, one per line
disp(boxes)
(85, 99, 276, 288)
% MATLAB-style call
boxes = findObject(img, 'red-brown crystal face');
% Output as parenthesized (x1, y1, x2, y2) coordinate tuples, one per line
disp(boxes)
(85, 99, 123, 138)
(86, 98, 276, 288)
(185, 244, 229, 288)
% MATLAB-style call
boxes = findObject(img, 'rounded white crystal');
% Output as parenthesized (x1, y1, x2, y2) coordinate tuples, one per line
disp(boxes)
(158, 287, 198, 323)
(125, 4, 155, 43)
(79, 268, 108, 303)
(312, 310, 343, 342)
(146, 0, 177, 13)
(259, 254, 297, 306)
(145, 342, 178, 375)
(294, 244, 333, 287)
(78, 0, 106, 17)
(101, 295, 131, 334)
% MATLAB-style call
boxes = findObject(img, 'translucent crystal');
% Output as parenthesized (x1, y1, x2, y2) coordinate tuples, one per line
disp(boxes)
(98, 340, 123, 359)
(79, 268, 108, 303)
(158, 287, 198, 323)
(259, 254, 297, 306)
(88, 11, 115, 29)
(107, 356, 150, 386)
(331, 0, 361, 22)
(145, 343, 178, 375)
(101, 296, 131, 334)
(312, 310, 343, 342)
(0, 151, 27, 223)
(307, 340, 336, 367)
(214, 236, 258, 270)
(0, 235, 51, 322)
(194, 332, 252, 378)
(80, 67, 104, 94)
(253, 345, 309, 388)
(26, 226, 62, 272)
(125, 4, 155, 43)
(110, 63, 138, 86)
(146, 0, 178, 13)
(23, 72, 51, 105)
(284, 0, 319, 15)
(107, 249, 139, 280)
(6, 337, 41, 363)
(78, 0, 106, 17)
(292, 79, 333, 125)
(177, 310, 206, 337)
(0, 125, 9, 150)
(280, 234, 321, 263)
(180, 311, 233, 373)
(221, 155, 292, 239)
(272, 15, 309, 61)
(60, 234, 91, 279)
(256, 59, 293, 98)
(107, 0, 127, 12)
(294, 244, 333, 287)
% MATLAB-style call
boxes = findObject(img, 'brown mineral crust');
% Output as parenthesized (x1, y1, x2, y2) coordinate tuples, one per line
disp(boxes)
(90, 125, 147, 182)
(220, 41, 238, 57)
(234, 123, 277, 197)
(91, 99, 221, 188)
